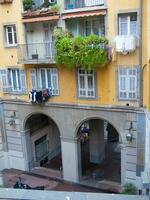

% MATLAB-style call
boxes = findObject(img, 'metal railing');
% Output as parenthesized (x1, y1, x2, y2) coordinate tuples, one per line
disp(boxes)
(18, 42, 55, 64)
(65, 0, 105, 9)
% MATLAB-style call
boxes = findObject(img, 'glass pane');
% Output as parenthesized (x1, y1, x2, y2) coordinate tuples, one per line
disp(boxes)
(14, 31, 17, 44)
(41, 70, 46, 89)
(47, 70, 51, 88)
(80, 76, 85, 89)
(120, 77, 126, 90)
(85, 21, 91, 36)
(129, 77, 135, 91)
(130, 21, 136, 35)
(17, 70, 21, 90)
(8, 32, 13, 44)
(12, 70, 17, 90)
(87, 75, 93, 89)
(120, 16, 127, 35)
(93, 20, 99, 35)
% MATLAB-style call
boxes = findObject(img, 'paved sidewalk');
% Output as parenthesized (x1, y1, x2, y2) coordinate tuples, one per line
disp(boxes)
(3, 169, 104, 193)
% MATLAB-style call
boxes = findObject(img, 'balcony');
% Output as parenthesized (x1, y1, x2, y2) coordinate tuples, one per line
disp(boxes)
(18, 42, 55, 64)
(0, 0, 13, 3)
(22, 8, 60, 23)
(64, 0, 105, 10)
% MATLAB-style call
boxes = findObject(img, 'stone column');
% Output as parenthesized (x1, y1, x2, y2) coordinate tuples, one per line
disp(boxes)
(89, 119, 105, 164)
(61, 136, 79, 183)
(0, 171, 3, 186)
(21, 129, 32, 171)
(121, 144, 126, 186)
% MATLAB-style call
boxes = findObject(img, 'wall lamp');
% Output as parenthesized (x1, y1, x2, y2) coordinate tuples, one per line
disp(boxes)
(9, 111, 16, 126)
(126, 122, 133, 143)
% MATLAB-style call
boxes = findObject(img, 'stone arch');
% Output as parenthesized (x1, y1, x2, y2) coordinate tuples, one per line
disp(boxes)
(75, 116, 122, 184)
(23, 112, 62, 172)
(23, 111, 61, 135)
(74, 116, 122, 143)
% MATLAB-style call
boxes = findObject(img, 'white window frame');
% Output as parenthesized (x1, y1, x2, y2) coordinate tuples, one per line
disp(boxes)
(30, 68, 59, 96)
(118, 67, 138, 100)
(0, 68, 26, 93)
(118, 13, 137, 36)
(4, 24, 17, 47)
(9, 69, 21, 92)
(78, 69, 96, 98)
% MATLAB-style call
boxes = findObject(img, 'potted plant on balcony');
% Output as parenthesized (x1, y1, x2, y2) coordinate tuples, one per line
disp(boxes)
(54, 28, 109, 70)
(23, 0, 35, 11)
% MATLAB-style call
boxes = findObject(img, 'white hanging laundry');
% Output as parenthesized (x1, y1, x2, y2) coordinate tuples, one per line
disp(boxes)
(115, 36, 125, 52)
(124, 35, 136, 52)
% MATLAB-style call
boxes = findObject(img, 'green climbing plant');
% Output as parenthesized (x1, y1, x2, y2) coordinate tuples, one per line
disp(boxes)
(54, 28, 109, 70)
(121, 183, 137, 195)
(23, 0, 35, 11)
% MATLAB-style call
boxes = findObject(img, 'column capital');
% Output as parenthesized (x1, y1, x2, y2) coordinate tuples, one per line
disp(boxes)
(60, 136, 77, 143)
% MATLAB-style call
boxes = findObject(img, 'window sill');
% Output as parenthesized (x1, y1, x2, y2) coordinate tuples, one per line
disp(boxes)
(4, 44, 18, 48)
(118, 98, 139, 102)
(77, 96, 97, 100)
(3, 91, 27, 95)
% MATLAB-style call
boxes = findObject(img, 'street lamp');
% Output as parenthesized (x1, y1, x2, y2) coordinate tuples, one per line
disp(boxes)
(126, 122, 133, 143)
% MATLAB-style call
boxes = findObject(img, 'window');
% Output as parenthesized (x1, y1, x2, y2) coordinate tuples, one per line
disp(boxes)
(4, 25, 17, 46)
(118, 13, 137, 36)
(118, 67, 139, 100)
(30, 68, 59, 96)
(84, 18, 105, 36)
(78, 69, 96, 98)
(0, 69, 26, 93)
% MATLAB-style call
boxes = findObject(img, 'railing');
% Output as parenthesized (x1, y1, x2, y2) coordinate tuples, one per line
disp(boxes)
(18, 42, 55, 64)
(65, 0, 105, 10)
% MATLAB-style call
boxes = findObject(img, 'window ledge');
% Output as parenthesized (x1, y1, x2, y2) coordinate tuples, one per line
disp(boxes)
(3, 91, 27, 95)
(78, 96, 97, 100)
(4, 44, 18, 48)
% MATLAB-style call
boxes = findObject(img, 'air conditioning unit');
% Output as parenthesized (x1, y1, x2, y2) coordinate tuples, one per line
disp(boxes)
(115, 35, 137, 54)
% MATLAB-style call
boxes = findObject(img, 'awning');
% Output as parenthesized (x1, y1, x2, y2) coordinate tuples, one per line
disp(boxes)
(22, 15, 60, 23)
(62, 9, 107, 20)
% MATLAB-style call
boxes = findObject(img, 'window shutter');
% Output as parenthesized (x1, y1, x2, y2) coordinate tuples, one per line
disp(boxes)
(51, 68, 59, 95)
(20, 69, 27, 93)
(30, 69, 37, 90)
(118, 68, 128, 99)
(78, 69, 86, 97)
(128, 68, 137, 99)
(0, 69, 9, 93)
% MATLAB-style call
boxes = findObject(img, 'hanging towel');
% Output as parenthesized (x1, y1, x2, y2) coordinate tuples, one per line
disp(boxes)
(115, 36, 125, 52)
(124, 36, 136, 52)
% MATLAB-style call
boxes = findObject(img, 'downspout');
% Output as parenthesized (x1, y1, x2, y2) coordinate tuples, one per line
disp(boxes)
(139, 0, 143, 107)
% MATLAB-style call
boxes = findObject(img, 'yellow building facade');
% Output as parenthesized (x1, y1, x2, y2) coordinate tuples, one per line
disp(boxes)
(0, 0, 150, 191)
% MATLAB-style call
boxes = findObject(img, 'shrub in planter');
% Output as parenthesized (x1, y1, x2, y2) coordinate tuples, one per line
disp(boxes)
(23, 0, 34, 11)
(54, 28, 109, 70)
(121, 183, 137, 195)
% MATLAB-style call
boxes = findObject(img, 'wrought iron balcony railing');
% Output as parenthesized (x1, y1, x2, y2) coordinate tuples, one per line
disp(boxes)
(18, 42, 55, 64)
(65, 0, 105, 10)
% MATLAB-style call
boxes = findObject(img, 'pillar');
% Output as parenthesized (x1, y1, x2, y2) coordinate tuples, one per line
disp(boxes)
(89, 119, 105, 164)
(0, 171, 3, 186)
(121, 144, 126, 186)
(21, 130, 33, 171)
(61, 137, 79, 183)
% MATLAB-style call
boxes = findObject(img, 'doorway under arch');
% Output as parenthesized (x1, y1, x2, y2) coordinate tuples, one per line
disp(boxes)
(25, 113, 62, 172)
(77, 118, 121, 185)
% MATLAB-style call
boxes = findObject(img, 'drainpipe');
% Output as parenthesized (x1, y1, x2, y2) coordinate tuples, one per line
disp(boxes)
(139, 0, 143, 107)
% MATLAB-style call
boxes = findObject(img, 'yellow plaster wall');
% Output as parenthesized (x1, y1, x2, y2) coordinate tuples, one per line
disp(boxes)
(0, 0, 24, 67)
(0, 0, 148, 109)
